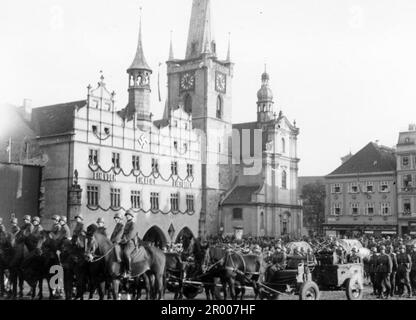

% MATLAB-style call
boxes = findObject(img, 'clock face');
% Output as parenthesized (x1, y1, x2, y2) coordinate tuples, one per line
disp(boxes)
(180, 72, 195, 92)
(216, 72, 227, 93)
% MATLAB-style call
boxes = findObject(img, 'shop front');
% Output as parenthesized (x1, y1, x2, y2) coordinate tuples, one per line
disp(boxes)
(323, 224, 398, 238)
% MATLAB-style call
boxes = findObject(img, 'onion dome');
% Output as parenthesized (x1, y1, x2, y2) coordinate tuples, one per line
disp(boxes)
(257, 70, 274, 102)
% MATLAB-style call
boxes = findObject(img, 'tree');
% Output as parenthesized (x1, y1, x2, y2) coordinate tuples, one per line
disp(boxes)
(300, 182, 326, 236)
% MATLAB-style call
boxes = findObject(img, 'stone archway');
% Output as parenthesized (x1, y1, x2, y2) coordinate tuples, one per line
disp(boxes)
(175, 227, 195, 251)
(143, 226, 168, 249)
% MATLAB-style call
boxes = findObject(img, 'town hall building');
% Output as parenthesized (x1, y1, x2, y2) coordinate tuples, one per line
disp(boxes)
(31, 0, 303, 245)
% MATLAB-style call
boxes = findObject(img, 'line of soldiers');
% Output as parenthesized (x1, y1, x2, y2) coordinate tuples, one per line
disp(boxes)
(368, 244, 416, 299)
(0, 210, 140, 277)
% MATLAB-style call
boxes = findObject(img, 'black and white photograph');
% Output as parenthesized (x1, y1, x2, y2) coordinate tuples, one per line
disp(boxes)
(1, 0, 416, 310)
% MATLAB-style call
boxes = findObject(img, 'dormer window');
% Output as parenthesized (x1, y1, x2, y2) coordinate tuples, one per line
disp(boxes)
(92, 125, 98, 133)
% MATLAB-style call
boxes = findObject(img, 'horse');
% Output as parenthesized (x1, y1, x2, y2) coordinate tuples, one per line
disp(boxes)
(165, 252, 185, 300)
(201, 245, 228, 300)
(89, 227, 166, 300)
(7, 232, 27, 299)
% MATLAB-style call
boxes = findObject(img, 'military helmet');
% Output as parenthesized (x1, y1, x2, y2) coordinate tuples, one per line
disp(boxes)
(32, 216, 40, 223)
(10, 218, 18, 224)
(371, 247, 377, 253)
(60, 216, 67, 223)
(96, 217, 104, 224)
(351, 247, 358, 253)
(114, 213, 123, 220)
(400, 245, 406, 250)
(52, 215, 60, 221)
(380, 245, 386, 251)
(75, 214, 83, 221)
(125, 210, 134, 218)
(23, 215, 31, 221)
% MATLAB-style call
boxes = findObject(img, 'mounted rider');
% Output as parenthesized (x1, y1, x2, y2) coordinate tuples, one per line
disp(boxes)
(120, 210, 139, 277)
(71, 214, 86, 247)
(96, 218, 107, 237)
(110, 213, 124, 263)
(31, 216, 43, 238)
(21, 215, 34, 238)
(55, 216, 70, 247)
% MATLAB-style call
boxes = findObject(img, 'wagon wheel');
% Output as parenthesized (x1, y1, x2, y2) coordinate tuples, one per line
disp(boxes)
(299, 281, 320, 300)
(183, 284, 203, 300)
(345, 276, 363, 300)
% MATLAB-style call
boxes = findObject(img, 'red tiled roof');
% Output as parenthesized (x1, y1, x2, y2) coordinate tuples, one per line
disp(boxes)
(328, 142, 396, 176)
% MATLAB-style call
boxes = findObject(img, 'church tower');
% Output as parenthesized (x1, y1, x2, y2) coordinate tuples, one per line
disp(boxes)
(126, 10, 152, 128)
(257, 68, 276, 123)
(166, 0, 234, 237)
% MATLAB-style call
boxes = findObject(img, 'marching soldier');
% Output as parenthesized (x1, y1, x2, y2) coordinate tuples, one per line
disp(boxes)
(71, 214, 86, 246)
(110, 213, 124, 263)
(376, 245, 392, 299)
(31, 216, 43, 238)
(386, 245, 398, 297)
(369, 247, 379, 295)
(410, 244, 416, 296)
(96, 218, 107, 237)
(396, 245, 412, 298)
(120, 210, 138, 276)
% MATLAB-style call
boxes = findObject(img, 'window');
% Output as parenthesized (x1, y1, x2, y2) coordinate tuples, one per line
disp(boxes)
(131, 191, 141, 209)
(281, 171, 287, 189)
(351, 203, 359, 215)
(104, 127, 110, 135)
(365, 203, 375, 216)
(112, 152, 120, 169)
(331, 203, 341, 216)
(89, 149, 99, 165)
(151, 158, 159, 173)
(184, 94, 192, 114)
(332, 184, 342, 194)
(260, 212, 265, 230)
(92, 125, 98, 133)
(187, 164, 194, 177)
(380, 181, 389, 193)
(232, 208, 243, 220)
(281, 138, 286, 153)
(216, 96, 223, 119)
(350, 183, 359, 193)
(366, 182, 374, 193)
(186, 195, 195, 213)
(170, 193, 179, 212)
(403, 175, 413, 189)
(282, 220, 288, 235)
(150, 193, 159, 211)
(87, 185, 99, 206)
(381, 203, 390, 216)
(404, 200, 411, 216)
(132, 155, 140, 171)
(110, 188, 121, 208)
(402, 156, 410, 167)
(171, 162, 178, 176)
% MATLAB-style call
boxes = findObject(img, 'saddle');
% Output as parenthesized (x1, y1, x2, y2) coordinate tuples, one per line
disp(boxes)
(129, 246, 151, 278)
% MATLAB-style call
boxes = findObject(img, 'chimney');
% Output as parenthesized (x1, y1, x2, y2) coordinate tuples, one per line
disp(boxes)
(341, 152, 353, 164)
(409, 124, 416, 131)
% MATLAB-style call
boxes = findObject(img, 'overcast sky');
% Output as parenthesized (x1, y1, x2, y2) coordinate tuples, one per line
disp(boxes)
(1, 0, 416, 176)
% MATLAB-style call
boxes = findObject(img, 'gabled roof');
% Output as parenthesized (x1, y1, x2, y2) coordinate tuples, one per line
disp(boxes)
(222, 185, 261, 205)
(328, 142, 396, 176)
(31, 100, 86, 137)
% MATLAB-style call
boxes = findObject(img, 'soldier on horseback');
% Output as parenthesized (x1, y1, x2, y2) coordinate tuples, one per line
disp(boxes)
(71, 214, 86, 247)
(31, 217, 43, 238)
(96, 218, 107, 237)
(110, 213, 124, 263)
(21, 215, 34, 238)
(120, 210, 138, 277)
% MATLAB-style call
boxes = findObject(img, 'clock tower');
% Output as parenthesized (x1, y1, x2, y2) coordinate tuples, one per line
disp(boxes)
(166, 0, 234, 236)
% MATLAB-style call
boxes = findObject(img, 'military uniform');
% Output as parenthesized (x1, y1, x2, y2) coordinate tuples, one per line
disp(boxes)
(72, 221, 86, 246)
(347, 252, 362, 264)
(121, 218, 139, 274)
(31, 223, 43, 238)
(376, 251, 393, 298)
(369, 252, 379, 295)
(410, 250, 416, 295)
(97, 226, 107, 237)
(397, 251, 412, 297)
(388, 251, 398, 297)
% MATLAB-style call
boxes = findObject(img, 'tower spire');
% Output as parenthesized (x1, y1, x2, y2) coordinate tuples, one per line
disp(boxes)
(169, 30, 175, 61)
(226, 32, 231, 62)
(128, 7, 151, 72)
(185, 0, 213, 59)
